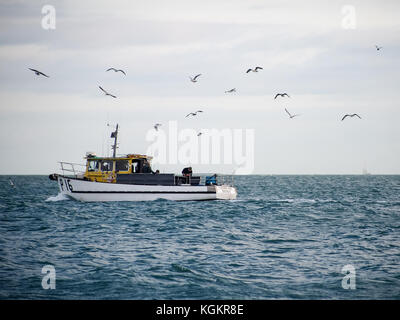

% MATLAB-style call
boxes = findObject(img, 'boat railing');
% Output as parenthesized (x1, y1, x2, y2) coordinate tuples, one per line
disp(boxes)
(59, 162, 86, 178)
(177, 174, 234, 186)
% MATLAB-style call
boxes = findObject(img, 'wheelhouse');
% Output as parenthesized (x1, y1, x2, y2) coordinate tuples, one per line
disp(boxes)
(84, 154, 153, 183)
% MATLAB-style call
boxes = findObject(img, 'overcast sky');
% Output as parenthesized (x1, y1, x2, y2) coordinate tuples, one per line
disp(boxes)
(0, 0, 399, 174)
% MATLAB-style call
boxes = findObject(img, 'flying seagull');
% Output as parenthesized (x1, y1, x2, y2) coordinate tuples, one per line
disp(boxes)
(341, 114, 362, 121)
(375, 45, 383, 51)
(106, 68, 126, 75)
(274, 93, 290, 99)
(285, 108, 300, 119)
(246, 67, 263, 73)
(190, 74, 202, 82)
(154, 123, 162, 131)
(186, 110, 203, 118)
(99, 86, 117, 98)
(225, 88, 236, 93)
(28, 68, 49, 77)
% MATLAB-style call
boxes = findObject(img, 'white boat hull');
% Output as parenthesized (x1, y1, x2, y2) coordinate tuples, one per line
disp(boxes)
(56, 176, 237, 202)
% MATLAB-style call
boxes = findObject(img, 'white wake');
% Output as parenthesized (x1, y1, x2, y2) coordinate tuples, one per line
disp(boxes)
(45, 192, 70, 202)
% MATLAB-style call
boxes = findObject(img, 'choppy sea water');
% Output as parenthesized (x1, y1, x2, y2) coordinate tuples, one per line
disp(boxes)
(0, 175, 399, 299)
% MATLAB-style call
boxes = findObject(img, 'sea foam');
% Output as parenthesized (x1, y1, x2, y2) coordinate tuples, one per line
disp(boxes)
(45, 192, 70, 202)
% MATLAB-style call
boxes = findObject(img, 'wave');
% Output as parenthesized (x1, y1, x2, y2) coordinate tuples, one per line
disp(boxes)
(273, 198, 317, 204)
(45, 192, 70, 202)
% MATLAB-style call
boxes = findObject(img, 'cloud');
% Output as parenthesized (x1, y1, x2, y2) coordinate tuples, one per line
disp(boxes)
(0, 0, 400, 174)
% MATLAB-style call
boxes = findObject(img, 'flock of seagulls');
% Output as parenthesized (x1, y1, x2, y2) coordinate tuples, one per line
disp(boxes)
(29, 66, 124, 100)
(274, 91, 362, 121)
(149, 47, 379, 130)
(275, 93, 295, 119)
(99, 67, 125, 98)
(28, 44, 383, 140)
(27, 65, 204, 134)
(271, 44, 384, 121)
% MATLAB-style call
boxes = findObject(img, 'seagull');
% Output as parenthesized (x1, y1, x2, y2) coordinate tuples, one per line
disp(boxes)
(106, 68, 126, 75)
(154, 123, 162, 131)
(28, 68, 49, 77)
(186, 110, 203, 118)
(341, 114, 362, 121)
(9, 179, 15, 187)
(375, 45, 383, 51)
(274, 93, 290, 99)
(285, 108, 300, 119)
(190, 74, 202, 82)
(225, 88, 236, 93)
(99, 86, 117, 98)
(246, 67, 263, 73)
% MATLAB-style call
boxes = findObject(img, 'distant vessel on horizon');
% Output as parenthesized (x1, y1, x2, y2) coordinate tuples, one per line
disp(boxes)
(362, 168, 371, 175)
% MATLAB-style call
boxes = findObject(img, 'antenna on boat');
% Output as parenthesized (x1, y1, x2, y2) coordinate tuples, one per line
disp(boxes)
(110, 123, 119, 158)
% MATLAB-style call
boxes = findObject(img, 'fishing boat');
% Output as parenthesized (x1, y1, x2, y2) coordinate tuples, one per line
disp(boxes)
(49, 125, 237, 201)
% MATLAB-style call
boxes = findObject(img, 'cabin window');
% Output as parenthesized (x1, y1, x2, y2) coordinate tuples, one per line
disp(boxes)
(116, 160, 129, 172)
(88, 160, 99, 172)
(142, 159, 152, 173)
(101, 160, 114, 172)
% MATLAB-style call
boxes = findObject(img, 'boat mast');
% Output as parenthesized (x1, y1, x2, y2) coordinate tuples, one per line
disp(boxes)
(111, 124, 119, 157)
